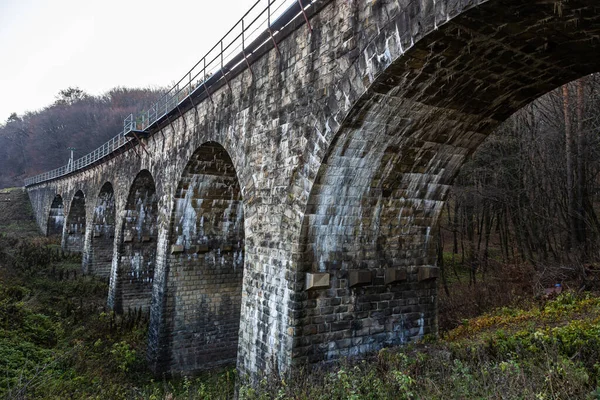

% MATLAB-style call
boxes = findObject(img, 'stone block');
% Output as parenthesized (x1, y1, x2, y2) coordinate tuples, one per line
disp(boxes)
(171, 245, 184, 254)
(305, 273, 330, 290)
(385, 268, 407, 285)
(348, 270, 372, 288)
(189, 245, 209, 254)
(418, 266, 439, 282)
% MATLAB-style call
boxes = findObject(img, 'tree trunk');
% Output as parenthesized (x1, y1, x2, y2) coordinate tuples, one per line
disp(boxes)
(438, 226, 451, 297)
(576, 79, 587, 257)
(563, 85, 577, 251)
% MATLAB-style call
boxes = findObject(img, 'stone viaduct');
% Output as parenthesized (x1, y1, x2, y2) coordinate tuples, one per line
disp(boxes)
(24, 0, 600, 381)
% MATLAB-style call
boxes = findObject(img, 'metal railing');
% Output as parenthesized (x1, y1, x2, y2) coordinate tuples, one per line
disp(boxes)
(25, 0, 316, 186)
(24, 131, 130, 186)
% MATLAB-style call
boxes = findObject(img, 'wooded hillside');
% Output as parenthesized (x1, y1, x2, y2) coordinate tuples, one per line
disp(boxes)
(439, 74, 600, 326)
(0, 87, 162, 188)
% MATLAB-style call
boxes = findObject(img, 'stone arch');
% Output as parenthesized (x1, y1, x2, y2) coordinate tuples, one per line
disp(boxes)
(115, 170, 158, 314)
(64, 190, 86, 253)
(47, 194, 64, 237)
(90, 182, 116, 278)
(159, 141, 245, 374)
(294, 0, 600, 364)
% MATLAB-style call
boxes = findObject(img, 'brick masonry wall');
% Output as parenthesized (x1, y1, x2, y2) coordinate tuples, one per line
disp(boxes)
(25, 0, 600, 382)
(46, 195, 64, 237)
(86, 182, 116, 278)
(113, 170, 158, 314)
(63, 190, 86, 253)
(160, 142, 245, 374)
(288, 0, 600, 368)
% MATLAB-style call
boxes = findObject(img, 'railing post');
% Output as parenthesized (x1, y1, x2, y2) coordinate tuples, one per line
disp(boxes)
(221, 40, 232, 91)
(202, 58, 213, 103)
(242, 19, 254, 77)
(297, 0, 313, 32)
(268, 0, 281, 57)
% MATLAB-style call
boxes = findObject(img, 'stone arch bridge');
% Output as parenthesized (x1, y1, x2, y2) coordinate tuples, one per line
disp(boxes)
(24, 0, 600, 380)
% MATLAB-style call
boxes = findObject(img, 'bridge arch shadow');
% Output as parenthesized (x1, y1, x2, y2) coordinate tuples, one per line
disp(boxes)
(295, 0, 600, 364)
(114, 170, 158, 314)
(160, 141, 245, 374)
(64, 190, 86, 253)
(89, 182, 116, 278)
(47, 194, 64, 238)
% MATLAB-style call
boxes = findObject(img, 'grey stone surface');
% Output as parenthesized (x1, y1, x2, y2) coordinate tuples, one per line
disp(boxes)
(25, 0, 600, 382)
(86, 182, 116, 278)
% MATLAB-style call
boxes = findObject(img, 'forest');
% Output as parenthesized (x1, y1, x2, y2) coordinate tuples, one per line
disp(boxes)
(441, 74, 600, 287)
(0, 86, 162, 188)
(434, 74, 600, 331)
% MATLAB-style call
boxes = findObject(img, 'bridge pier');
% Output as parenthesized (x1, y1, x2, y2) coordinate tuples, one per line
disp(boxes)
(63, 190, 86, 253)
(85, 182, 117, 277)
(111, 170, 158, 314)
(107, 205, 126, 311)
(46, 195, 64, 238)
(82, 215, 94, 274)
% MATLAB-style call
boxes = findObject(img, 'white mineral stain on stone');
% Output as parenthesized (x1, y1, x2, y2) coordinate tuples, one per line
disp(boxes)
(176, 175, 199, 248)
(313, 125, 382, 271)
(130, 253, 141, 282)
(382, 37, 392, 66)
(344, 92, 351, 111)
(136, 198, 145, 240)
(364, 49, 374, 83)
(396, 24, 403, 54)
(54, 215, 65, 226)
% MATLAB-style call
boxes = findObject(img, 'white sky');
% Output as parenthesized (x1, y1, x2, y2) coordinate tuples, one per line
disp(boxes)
(0, 0, 287, 121)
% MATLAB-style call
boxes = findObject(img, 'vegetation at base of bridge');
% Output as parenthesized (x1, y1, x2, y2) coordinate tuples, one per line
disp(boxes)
(0, 227, 236, 399)
(0, 188, 236, 399)
(240, 292, 600, 399)
(2, 228, 600, 399)
(3, 234, 600, 400)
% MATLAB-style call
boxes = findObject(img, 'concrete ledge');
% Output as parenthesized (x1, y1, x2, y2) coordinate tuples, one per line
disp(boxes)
(349, 270, 372, 288)
(418, 266, 439, 282)
(189, 245, 209, 254)
(306, 273, 330, 290)
(385, 268, 407, 285)
(171, 245, 184, 254)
